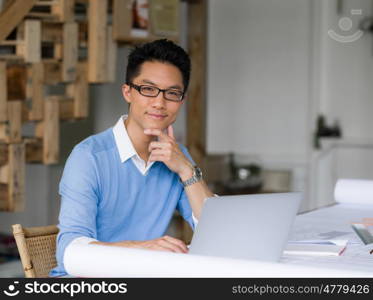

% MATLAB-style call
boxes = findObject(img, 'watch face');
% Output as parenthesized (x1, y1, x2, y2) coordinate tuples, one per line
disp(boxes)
(195, 167, 203, 178)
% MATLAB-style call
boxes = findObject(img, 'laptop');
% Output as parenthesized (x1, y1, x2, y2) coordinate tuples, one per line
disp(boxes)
(188, 192, 302, 262)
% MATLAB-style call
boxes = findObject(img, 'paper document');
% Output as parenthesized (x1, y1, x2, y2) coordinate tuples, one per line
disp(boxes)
(282, 204, 373, 273)
(284, 240, 347, 256)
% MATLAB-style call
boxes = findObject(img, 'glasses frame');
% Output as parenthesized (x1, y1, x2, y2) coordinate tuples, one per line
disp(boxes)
(128, 82, 185, 102)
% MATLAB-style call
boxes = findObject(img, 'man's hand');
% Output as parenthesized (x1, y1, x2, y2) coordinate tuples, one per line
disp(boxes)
(144, 125, 193, 181)
(90, 235, 188, 253)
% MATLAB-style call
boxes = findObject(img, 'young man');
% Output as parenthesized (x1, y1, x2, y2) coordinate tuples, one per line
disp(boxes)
(50, 39, 214, 276)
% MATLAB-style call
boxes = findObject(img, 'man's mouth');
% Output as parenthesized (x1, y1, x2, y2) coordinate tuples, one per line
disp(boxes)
(146, 112, 167, 120)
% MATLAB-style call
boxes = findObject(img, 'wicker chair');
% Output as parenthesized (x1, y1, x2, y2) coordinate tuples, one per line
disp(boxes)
(12, 224, 59, 278)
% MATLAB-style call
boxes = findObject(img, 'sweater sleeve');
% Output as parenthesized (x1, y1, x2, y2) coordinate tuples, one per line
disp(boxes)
(51, 145, 100, 276)
(176, 190, 196, 231)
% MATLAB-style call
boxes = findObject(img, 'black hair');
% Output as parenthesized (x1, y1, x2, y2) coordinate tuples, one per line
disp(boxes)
(125, 39, 191, 91)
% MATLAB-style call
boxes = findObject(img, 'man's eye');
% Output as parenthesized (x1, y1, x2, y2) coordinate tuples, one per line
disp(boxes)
(167, 90, 182, 96)
(142, 86, 157, 92)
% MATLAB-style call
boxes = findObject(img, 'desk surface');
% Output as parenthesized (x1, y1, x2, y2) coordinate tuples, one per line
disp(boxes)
(280, 203, 373, 274)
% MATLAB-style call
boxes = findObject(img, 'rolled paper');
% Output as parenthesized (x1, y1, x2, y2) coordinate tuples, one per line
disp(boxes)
(334, 179, 373, 205)
(64, 242, 371, 277)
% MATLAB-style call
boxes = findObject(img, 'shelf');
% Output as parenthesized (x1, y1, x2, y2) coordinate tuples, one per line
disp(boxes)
(319, 137, 373, 149)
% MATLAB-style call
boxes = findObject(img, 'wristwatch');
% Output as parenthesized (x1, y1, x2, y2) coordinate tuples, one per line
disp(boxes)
(181, 165, 203, 187)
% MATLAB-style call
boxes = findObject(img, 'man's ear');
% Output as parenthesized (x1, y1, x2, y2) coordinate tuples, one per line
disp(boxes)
(122, 84, 132, 104)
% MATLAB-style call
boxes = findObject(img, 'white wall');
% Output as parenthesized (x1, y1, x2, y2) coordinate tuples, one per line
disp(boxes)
(207, 0, 312, 210)
(207, 0, 311, 164)
(309, 0, 373, 210)
(321, 0, 373, 139)
(207, 0, 373, 211)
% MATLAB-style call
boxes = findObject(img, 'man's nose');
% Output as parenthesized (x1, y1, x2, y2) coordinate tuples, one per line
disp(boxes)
(150, 92, 166, 109)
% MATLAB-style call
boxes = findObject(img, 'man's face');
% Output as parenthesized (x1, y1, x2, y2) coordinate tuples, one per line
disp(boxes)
(122, 61, 185, 132)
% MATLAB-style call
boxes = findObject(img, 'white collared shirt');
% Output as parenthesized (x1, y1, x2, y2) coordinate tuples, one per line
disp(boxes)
(112, 114, 155, 175)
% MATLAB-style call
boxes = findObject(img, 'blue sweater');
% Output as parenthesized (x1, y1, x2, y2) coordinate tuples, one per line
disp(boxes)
(50, 128, 195, 277)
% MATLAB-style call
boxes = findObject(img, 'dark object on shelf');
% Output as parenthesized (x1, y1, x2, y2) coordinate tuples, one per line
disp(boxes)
(220, 153, 262, 195)
(314, 115, 342, 149)
(360, 16, 373, 33)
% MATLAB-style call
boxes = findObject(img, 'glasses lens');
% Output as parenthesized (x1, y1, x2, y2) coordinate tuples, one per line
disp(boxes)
(165, 90, 183, 101)
(140, 86, 159, 96)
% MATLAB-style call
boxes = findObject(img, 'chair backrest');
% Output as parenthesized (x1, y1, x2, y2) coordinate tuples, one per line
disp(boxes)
(12, 224, 59, 278)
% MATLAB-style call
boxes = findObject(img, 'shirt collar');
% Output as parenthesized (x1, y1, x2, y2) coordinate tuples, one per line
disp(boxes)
(112, 115, 138, 163)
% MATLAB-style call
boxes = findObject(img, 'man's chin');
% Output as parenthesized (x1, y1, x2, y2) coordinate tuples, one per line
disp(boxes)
(144, 120, 170, 131)
(144, 125, 168, 131)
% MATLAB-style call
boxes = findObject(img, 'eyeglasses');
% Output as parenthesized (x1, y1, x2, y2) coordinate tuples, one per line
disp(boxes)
(128, 83, 185, 102)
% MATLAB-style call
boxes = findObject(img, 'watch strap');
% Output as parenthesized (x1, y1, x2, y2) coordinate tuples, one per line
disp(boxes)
(181, 166, 202, 187)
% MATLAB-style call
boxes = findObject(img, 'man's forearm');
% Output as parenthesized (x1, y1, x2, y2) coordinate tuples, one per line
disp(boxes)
(178, 163, 214, 220)
(90, 236, 188, 253)
(182, 179, 214, 220)
(90, 240, 136, 247)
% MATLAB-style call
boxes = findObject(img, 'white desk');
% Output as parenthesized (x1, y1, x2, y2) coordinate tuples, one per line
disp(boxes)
(281, 203, 373, 274)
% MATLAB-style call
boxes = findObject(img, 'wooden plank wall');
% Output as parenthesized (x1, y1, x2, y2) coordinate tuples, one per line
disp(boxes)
(184, 0, 208, 243)
(187, 0, 207, 168)
(0, 0, 116, 211)
(0, 0, 188, 213)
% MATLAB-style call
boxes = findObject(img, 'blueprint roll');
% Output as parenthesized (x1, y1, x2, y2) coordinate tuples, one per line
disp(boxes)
(63, 240, 371, 277)
(334, 179, 373, 205)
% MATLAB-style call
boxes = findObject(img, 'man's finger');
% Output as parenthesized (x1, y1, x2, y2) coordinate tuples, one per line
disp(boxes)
(167, 125, 175, 140)
(163, 236, 188, 252)
(148, 155, 166, 162)
(144, 128, 170, 141)
(158, 239, 185, 253)
(149, 149, 169, 156)
(150, 245, 173, 253)
(148, 142, 171, 152)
